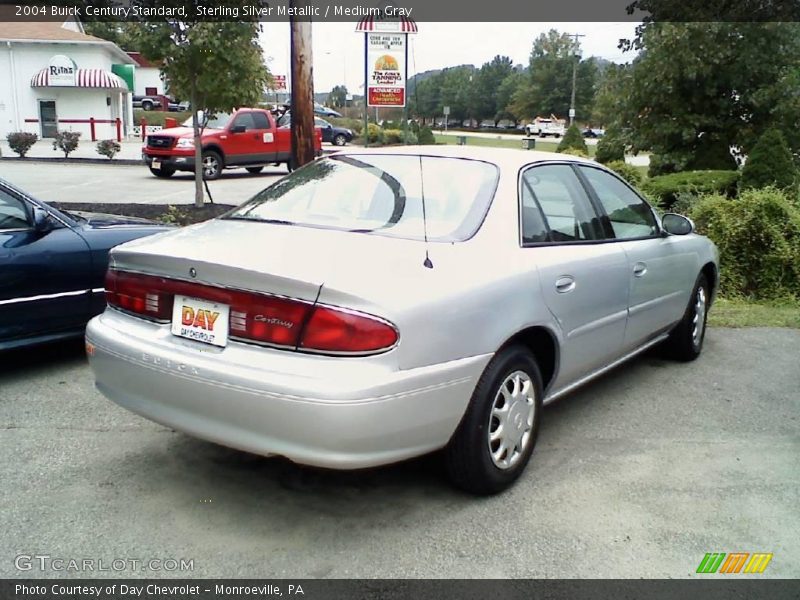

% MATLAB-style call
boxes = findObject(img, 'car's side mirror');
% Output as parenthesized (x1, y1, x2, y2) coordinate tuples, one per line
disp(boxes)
(662, 213, 694, 236)
(230, 124, 247, 134)
(32, 206, 53, 233)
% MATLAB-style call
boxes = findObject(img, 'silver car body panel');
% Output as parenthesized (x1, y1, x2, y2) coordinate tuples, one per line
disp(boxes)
(87, 146, 719, 469)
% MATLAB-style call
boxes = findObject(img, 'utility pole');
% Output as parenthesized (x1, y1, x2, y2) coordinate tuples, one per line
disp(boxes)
(568, 32, 585, 127)
(290, 0, 315, 169)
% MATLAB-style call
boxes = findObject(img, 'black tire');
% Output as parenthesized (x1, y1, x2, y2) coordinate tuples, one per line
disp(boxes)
(201, 150, 223, 180)
(286, 158, 296, 173)
(445, 345, 543, 495)
(664, 273, 710, 362)
(246, 166, 264, 174)
(142, 100, 153, 111)
(149, 166, 175, 178)
(333, 134, 348, 146)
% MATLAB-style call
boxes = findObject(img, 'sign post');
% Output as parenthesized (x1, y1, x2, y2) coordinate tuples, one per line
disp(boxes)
(443, 105, 450, 134)
(356, 8, 417, 147)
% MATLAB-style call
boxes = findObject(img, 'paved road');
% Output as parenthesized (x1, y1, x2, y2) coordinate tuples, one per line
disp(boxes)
(1, 328, 798, 578)
(0, 161, 287, 206)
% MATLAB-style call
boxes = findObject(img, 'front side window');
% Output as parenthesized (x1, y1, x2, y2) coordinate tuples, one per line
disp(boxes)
(579, 166, 658, 239)
(231, 112, 257, 131)
(520, 164, 603, 243)
(0, 188, 30, 230)
(225, 155, 499, 242)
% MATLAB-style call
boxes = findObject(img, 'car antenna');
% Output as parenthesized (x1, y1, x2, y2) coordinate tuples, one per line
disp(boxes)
(418, 156, 433, 269)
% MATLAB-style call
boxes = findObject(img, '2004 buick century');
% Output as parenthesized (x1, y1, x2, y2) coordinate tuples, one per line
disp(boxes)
(86, 147, 719, 494)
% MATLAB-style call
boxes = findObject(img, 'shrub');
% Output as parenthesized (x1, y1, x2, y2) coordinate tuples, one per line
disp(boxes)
(417, 126, 435, 145)
(605, 160, 644, 187)
(52, 131, 81, 158)
(556, 124, 588, 154)
(6, 131, 38, 157)
(642, 170, 739, 211)
(96, 139, 121, 160)
(561, 147, 588, 158)
(690, 187, 800, 300)
(740, 128, 798, 191)
(329, 117, 362, 134)
(595, 128, 625, 164)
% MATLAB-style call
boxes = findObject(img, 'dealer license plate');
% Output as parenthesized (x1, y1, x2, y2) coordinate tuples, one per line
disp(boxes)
(171, 295, 229, 347)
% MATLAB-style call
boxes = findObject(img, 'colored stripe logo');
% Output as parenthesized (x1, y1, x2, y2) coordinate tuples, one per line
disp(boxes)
(697, 553, 773, 574)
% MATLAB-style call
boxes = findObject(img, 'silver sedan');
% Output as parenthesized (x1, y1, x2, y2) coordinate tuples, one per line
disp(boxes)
(86, 147, 719, 494)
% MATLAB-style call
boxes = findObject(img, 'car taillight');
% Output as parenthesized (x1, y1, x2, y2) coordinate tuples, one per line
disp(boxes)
(300, 306, 398, 353)
(105, 270, 173, 321)
(105, 270, 398, 355)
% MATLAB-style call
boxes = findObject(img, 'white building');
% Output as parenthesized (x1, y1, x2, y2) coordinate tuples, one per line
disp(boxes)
(0, 19, 136, 141)
(126, 52, 164, 97)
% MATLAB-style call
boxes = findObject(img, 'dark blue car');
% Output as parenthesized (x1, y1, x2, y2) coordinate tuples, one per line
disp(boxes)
(0, 178, 172, 350)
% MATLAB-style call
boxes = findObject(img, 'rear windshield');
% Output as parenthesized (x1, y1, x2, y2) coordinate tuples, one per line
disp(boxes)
(224, 155, 499, 242)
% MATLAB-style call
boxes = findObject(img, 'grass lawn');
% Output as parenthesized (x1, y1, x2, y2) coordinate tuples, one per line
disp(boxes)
(709, 298, 800, 328)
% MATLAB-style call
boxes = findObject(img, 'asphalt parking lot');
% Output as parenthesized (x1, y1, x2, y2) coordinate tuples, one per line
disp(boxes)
(1, 327, 798, 578)
(0, 161, 286, 206)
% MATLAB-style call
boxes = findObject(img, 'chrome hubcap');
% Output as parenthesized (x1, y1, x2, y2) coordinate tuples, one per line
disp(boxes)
(692, 287, 707, 348)
(202, 156, 218, 176)
(487, 370, 536, 470)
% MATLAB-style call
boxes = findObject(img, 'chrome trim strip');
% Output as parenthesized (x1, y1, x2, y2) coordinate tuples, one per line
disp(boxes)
(566, 309, 628, 339)
(0, 289, 89, 306)
(91, 287, 106, 294)
(544, 333, 670, 405)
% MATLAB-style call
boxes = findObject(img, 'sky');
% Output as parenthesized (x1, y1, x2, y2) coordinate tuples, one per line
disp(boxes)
(259, 22, 640, 95)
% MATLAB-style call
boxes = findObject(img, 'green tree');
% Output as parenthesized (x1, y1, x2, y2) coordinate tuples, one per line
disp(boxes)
(515, 30, 597, 120)
(741, 129, 798, 191)
(617, 22, 800, 174)
(133, 12, 269, 207)
(439, 66, 477, 125)
(83, 22, 144, 50)
(473, 55, 514, 124)
(495, 69, 525, 125)
(328, 85, 348, 108)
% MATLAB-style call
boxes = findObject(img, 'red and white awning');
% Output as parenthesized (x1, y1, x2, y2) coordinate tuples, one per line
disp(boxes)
(31, 68, 128, 89)
(356, 15, 418, 33)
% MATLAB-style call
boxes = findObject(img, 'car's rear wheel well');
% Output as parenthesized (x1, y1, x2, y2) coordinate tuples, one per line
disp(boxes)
(498, 327, 558, 392)
(701, 261, 717, 304)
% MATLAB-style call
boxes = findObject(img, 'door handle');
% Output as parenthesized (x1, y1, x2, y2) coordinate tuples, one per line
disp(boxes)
(633, 262, 647, 277)
(555, 276, 576, 293)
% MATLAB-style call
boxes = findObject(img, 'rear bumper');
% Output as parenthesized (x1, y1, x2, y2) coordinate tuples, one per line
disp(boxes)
(86, 310, 489, 469)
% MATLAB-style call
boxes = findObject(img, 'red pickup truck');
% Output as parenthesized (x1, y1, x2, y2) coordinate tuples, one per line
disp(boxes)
(142, 108, 322, 180)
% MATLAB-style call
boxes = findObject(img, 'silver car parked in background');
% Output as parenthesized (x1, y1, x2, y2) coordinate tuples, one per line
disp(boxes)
(86, 147, 719, 494)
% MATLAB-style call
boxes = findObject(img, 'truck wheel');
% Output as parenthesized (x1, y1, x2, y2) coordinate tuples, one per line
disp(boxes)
(246, 166, 264, 174)
(201, 151, 223, 180)
(287, 158, 296, 173)
(142, 100, 153, 111)
(333, 134, 348, 146)
(149, 166, 175, 178)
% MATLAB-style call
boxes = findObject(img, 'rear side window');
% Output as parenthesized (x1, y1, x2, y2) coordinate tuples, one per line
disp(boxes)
(579, 166, 658, 239)
(520, 164, 603, 243)
(226, 155, 499, 242)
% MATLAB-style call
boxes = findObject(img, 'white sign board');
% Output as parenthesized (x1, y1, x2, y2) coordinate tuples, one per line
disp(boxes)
(367, 32, 406, 107)
(443, 106, 450, 115)
(48, 55, 76, 87)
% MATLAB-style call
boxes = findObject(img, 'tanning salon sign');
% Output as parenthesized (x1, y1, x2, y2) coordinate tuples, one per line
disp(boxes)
(367, 32, 406, 107)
